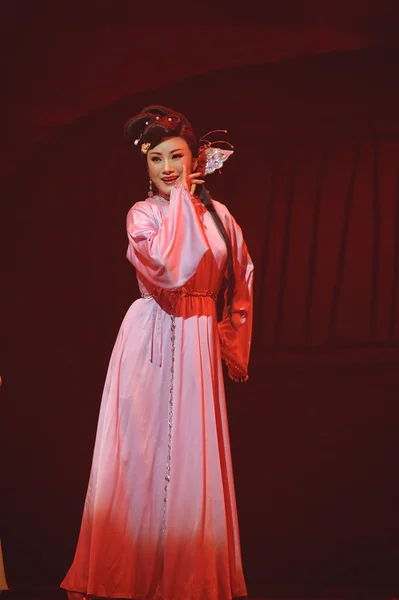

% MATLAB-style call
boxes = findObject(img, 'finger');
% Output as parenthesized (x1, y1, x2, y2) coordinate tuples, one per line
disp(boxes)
(180, 164, 188, 189)
(190, 180, 205, 195)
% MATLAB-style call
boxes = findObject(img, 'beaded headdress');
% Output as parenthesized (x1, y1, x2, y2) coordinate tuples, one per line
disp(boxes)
(133, 113, 185, 155)
(130, 112, 234, 176)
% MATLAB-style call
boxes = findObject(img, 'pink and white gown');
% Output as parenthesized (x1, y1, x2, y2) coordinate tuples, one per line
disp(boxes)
(61, 184, 254, 600)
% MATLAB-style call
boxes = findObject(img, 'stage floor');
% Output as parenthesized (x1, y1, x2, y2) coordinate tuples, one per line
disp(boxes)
(2, 588, 398, 600)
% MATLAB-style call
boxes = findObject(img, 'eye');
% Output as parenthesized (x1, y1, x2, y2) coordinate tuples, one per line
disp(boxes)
(151, 156, 161, 163)
(172, 153, 183, 160)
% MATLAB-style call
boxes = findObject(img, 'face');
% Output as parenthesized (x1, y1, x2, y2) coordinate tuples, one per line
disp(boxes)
(147, 137, 194, 198)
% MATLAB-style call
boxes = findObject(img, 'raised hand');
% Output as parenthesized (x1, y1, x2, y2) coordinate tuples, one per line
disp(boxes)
(179, 164, 205, 196)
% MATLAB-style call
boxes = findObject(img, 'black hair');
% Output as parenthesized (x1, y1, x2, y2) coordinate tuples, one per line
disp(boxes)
(125, 105, 198, 156)
(125, 105, 235, 322)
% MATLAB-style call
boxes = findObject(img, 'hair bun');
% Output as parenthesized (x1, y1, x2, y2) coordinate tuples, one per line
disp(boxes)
(124, 105, 197, 156)
(124, 105, 173, 141)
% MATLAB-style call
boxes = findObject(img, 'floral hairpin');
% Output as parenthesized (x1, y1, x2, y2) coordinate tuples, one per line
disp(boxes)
(199, 130, 234, 175)
(141, 142, 151, 155)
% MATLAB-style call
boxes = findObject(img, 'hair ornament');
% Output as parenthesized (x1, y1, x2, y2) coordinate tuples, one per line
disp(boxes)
(199, 130, 234, 175)
(141, 142, 151, 155)
(130, 111, 184, 154)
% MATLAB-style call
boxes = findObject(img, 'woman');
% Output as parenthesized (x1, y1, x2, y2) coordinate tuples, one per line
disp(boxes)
(61, 106, 254, 600)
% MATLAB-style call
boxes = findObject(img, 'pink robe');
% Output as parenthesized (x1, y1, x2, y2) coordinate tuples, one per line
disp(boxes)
(61, 184, 254, 600)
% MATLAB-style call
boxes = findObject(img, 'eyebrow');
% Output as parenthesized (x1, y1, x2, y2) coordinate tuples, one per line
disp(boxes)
(149, 148, 185, 156)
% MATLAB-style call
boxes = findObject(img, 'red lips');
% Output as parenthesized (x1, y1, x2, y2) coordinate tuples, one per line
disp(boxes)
(161, 176, 178, 184)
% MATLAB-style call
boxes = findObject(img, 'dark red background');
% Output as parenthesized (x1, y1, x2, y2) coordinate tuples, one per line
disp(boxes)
(1, 2, 399, 596)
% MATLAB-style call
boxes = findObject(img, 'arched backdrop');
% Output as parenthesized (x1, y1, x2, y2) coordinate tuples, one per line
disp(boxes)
(1, 4, 399, 595)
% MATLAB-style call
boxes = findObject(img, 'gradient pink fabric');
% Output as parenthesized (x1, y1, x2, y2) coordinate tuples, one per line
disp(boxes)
(61, 184, 254, 600)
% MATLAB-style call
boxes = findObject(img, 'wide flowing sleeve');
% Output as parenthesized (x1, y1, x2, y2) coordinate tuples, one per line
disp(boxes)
(126, 184, 209, 289)
(217, 208, 254, 382)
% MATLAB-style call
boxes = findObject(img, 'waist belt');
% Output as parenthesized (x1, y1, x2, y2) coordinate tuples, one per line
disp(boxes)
(141, 287, 217, 302)
(141, 287, 217, 367)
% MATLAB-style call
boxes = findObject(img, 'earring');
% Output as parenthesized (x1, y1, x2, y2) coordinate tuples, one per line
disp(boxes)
(148, 179, 154, 197)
